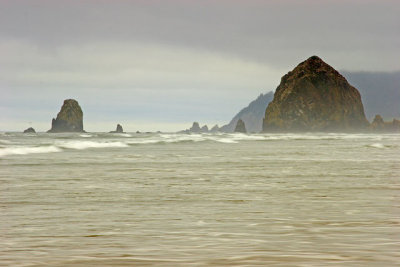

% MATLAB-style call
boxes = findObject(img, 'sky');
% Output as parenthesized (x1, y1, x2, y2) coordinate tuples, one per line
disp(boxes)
(1, 0, 399, 132)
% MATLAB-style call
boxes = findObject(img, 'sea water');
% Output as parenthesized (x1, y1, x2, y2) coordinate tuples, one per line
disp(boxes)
(1, 132, 399, 266)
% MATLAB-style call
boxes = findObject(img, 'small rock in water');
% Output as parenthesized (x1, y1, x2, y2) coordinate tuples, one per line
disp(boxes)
(23, 127, 36, 133)
(110, 124, 124, 133)
(234, 119, 247, 133)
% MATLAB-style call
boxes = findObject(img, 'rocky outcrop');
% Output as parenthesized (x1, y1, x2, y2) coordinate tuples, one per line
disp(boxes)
(210, 124, 220, 133)
(370, 115, 385, 131)
(110, 124, 124, 133)
(263, 56, 369, 132)
(48, 99, 84, 133)
(181, 122, 210, 133)
(23, 127, 36, 133)
(234, 119, 246, 133)
(190, 122, 201, 133)
(201, 125, 209, 132)
(220, 92, 274, 133)
(370, 114, 400, 132)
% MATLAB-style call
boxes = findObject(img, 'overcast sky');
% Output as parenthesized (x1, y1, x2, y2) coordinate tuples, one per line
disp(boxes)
(1, 0, 399, 132)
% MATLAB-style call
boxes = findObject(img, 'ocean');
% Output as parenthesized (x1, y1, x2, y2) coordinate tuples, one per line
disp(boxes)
(1, 132, 399, 266)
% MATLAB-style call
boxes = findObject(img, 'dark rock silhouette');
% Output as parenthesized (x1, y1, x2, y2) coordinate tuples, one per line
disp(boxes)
(110, 124, 124, 133)
(263, 56, 369, 132)
(190, 122, 201, 133)
(234, 119, 246, 133)
(220, 92, 274, 133)
(48, 99, 84, 132)
(181, 122, 210, 133)
(23, 127, 36, 133)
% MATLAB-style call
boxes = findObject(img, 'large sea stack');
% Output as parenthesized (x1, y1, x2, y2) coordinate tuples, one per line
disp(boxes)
(262, 56, 369, 132)
(48, 99, 84, 132)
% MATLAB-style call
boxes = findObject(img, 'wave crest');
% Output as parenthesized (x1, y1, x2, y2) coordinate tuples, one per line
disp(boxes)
(58, 141, 129, 150)
(0, 146, 61, 157)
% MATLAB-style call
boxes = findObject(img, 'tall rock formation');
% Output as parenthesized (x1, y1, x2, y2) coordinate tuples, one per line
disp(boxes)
(234, 119, 247, 133)
(48, 99, 84, 132)
(263, 56, 369, 132)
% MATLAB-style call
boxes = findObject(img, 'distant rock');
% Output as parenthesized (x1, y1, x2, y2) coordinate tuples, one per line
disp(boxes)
(371, 114, 400, 132)
(181, 122, 210, 133)
(210, 124, 220, 133)
(234, 119, 246, 133)
(23, 127, 36, 133)
(110, 124, 124, 133)
(220, 92, 274, 133)
(201, 125, 209, 133)
(263, 56, 369, 132)
(370, 115, 385, 131)
(48, 99, 84, 132)
(190, 122, 201, 133)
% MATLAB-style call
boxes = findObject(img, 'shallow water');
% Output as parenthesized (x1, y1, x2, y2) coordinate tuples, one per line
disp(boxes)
(1, 132, 399, 266)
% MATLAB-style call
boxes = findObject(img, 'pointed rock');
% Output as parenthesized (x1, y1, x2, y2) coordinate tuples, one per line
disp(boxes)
(370, 115, 385, 131)
(48, 99, 84, 132)
(110, 124, 124, 133)
(234, 119, 247, 133)
(189, 122, 201, 133)
(262, 56, 369, 132)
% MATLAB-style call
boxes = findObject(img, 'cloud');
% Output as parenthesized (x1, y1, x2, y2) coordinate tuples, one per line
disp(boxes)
(1, 0, 399, 131)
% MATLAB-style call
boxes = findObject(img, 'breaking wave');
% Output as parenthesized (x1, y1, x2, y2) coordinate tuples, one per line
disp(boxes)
(368, 143, 385, 149)
(58, 141, 129, 150)
(0, 146, 62, 157)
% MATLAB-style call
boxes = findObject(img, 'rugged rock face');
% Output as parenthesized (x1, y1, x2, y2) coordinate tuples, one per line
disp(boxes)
(220, 92, 274, 133)
(48, 99, 84, 132)
(234, 119, 246, 133)
(23, 127, 36, 133)
(263, 56, 369, 132)
(371, 114, 400, 132)
(110, 124, 124, 133)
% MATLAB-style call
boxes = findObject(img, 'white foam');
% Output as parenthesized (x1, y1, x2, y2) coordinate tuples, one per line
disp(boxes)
(115, 133, 132, 137)
(127, 139, 161, 144)
(59, 141, 129, 150)
(0, 146, 62, 157)
(213, 138, 238, 143)
(368, 143, 385, 149)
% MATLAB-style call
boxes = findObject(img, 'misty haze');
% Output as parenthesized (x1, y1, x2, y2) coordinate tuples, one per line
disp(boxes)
(1, 1, 399, 266)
